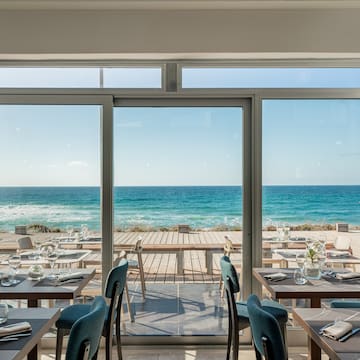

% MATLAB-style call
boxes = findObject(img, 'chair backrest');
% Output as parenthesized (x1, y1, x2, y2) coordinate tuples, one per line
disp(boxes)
(220, 256, 240, 333)
(247, 294, 287, 360)
(17, 236, 33, 250)
(223, 236, 233, 256)
(103, 258, 128, 339)
(134, 236, 143, 252)
(104, 258, 128, 299)
(66, 296, 106, 360)
(335, 236, 351, 251)
(220, 255, 240, 295)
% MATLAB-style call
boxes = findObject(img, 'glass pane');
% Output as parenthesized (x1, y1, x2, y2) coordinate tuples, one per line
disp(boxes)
(114, 106, 243, 334)
(0, 105, 101, 291)
(0, 68, 100, 88)
(103, 67, 162, 88)
(182, 68, 360, 88)
(262, 99, 360, 308)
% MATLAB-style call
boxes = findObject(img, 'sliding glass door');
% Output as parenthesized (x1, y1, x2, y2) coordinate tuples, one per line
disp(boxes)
(113, 100, 251, 337)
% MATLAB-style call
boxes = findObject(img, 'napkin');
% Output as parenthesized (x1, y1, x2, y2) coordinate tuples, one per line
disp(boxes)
(56, 272, 85, 282)
(322, 321, 352, 340)
(0, 322, 32, 337)
(328, 250, 350, 258)
(263, 273, 288, 281)
(336, 272, 360, 280)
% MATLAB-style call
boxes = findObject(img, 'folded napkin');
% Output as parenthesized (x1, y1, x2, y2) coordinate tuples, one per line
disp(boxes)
(323, 321, 352, 340)
(328, 250, 350, 258)
(336, 272, 360, 280)
(263, 272, 288, 281)
(56, 272, 84, 282)
(0, 322, 32, 337)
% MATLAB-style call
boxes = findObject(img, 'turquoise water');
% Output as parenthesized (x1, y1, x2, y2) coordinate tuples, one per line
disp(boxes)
(0, 185, 359, 231)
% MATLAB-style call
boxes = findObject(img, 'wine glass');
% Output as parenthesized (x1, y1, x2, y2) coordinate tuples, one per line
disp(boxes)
(66, 225, 74, 240)
(8, 254, 21, 284)
(80, 224, 88, 240)
(46, 249, 59, 280)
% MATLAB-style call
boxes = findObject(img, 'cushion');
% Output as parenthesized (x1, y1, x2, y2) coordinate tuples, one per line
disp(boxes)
(235, 299, 288, 324)
(56, 304, 109, 329)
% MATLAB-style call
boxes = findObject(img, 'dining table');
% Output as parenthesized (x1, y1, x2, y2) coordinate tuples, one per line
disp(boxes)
(253, 267, 360, 360)
(0, 268, 95, 360)
(271, 248, 360, 270)
(16, 249, 92, 268)
(0, 268, 96, 307)
(0, 307, 60, 360)
(293, 307, 360, 360)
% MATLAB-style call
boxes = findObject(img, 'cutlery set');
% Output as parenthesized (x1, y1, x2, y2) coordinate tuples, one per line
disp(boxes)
(0, 331, 32, 342)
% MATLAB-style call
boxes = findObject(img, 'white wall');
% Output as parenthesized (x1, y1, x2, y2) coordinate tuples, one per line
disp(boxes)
(0, 9, 360, 59)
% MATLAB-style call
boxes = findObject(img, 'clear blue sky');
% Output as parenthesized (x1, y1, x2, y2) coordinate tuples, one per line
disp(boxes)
(0, 68, 360, 186)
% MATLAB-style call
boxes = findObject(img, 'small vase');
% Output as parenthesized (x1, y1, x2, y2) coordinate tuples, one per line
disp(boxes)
(28, 264, 44, 280)
(304, 260, 321, 280)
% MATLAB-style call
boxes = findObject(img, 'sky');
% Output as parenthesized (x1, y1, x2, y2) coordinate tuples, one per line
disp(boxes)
(0, 68, 360, 186)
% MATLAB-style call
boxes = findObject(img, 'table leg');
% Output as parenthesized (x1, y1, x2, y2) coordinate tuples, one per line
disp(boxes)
(28, 299, 39, 360)
(205, 251, 213, 275)
(177, 251, 184, 275)
(28, 299, 39, 308)
(309, 297, 322, 360)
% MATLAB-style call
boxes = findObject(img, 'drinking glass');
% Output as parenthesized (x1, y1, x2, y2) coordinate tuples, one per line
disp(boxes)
(80, 224, 88, 240)
(8, 254, 21, 284)
(296, 252, 306, 270)
(66, 225, 73, 239)
(0, 302, 8, 324)
(293, 267, 307, 285)
(46, 250, 59, 280)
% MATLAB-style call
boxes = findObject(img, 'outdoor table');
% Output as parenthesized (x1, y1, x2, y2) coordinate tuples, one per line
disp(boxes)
(79, 241, 243, 275)
(0, 307, 60, 360)
(272, 248, 360, 270)
(16, 249, 92, 268)
(253, 267, 360, 360)
(293, 307, 360, 360)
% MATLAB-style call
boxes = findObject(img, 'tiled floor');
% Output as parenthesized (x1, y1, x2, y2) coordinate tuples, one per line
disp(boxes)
(122, 283, 227, 336)
(41, 345, 316, 360)
(39, 283, 316, 359)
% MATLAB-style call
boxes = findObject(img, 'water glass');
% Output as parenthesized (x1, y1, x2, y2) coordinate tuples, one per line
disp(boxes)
(8, 254, 21, 285)
(46, 251, 59, 280)
(0, 302, 8, 324)
(294, 268, 307, 285)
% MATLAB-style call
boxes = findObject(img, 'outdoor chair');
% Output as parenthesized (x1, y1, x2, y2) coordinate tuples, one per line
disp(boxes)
(334, 236, 352, 253)
(219, 236, 242, 298)
(56, 259, 129, 360)
(17, 236, 34, 251)
(220, 256, 288, 360)
(65, 296, 106, 360)
(119, 236, 146, 299)
(247, 294, 287, 360)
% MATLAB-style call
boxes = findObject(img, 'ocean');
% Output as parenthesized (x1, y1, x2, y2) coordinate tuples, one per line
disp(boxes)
(0, 185, 359, 232)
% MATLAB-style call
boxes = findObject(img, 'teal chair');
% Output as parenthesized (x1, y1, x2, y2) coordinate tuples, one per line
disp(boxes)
(331, 300, 360, 308)
(56, 259, 128, 360)
(220, 256, 288, 360)
(65, 296, 106, 360)
(247, 294, 287, 360)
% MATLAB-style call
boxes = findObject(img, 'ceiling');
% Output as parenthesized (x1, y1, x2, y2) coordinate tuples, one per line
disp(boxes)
(1, 0, 360, 10)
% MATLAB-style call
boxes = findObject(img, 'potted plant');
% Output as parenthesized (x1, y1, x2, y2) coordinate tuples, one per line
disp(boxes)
(304, 240, 325, 280)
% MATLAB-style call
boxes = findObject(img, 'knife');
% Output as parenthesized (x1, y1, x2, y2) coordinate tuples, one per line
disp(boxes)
(338, 327, 360, 342)
(0, 332, 32, 341)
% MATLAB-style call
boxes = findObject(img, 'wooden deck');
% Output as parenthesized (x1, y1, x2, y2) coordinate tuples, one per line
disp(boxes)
(116, 230, 242, 284)
(0, 230, 242, 284)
